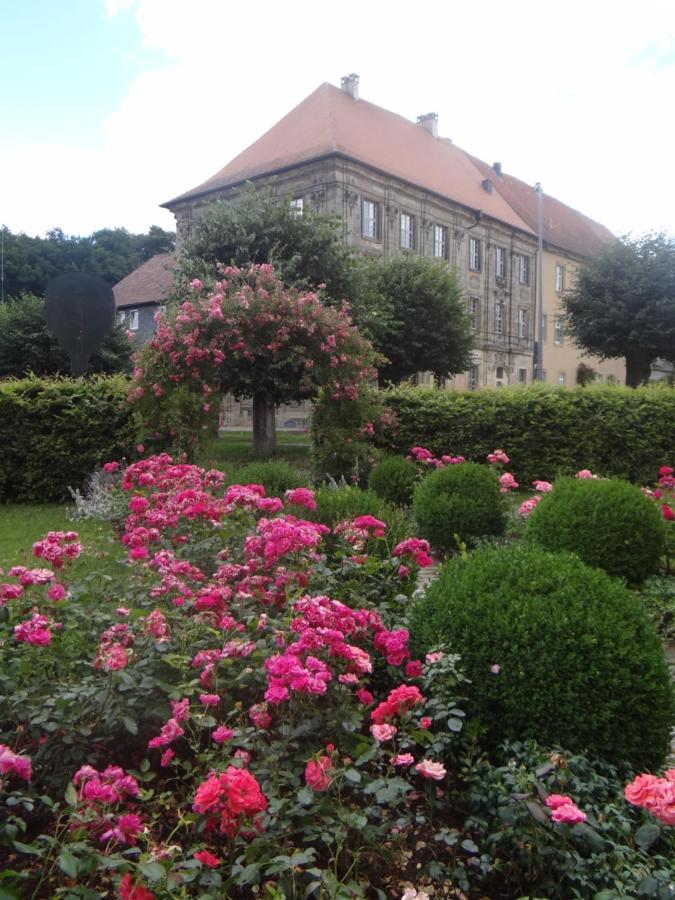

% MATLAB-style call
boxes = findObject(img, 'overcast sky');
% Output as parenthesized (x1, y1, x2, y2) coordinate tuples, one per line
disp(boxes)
(2, 0, 674, 239)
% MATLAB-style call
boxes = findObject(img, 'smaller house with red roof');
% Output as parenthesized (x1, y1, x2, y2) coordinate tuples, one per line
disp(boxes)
(113, 252, 175, 344)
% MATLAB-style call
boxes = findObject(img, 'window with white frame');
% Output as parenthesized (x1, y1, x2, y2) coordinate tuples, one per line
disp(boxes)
(558, 372, 567, 385)
(400, 213, 414, 250)
(495, 301, 503, 336)
(519, 254, 530, 285)
(517, 307, 527, 338)
(116, 311, 126, 326)
(469, 237, 481, 271)
(362, 199, 379, 239)
(542, 313, 548, 341)
(495, 246, 506, 280)
(158, 305, 167, 317)
(554, 316, 563, 344)
(468, 363, 479, 390)
(433, 224, 447, 258)
(555, 264, 565, 292)
(518, 367, 527, 383)
(468, 296, 479, 330)
(290, 197, 304, 215)
(128, 309, 139, 331)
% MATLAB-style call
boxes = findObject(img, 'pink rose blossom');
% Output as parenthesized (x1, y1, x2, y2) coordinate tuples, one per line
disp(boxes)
(305, 756, 333, 791)
(371, 723, 398, 742)
(533, 480, 553, 492)
(194, 850, 221, 868)
(356, 687, 373, 706)
(212, 726, 235, 743)
(160, 749, 175, 767)
(393, 753, 415, 766)
(199, 693, 220, 707)
(415, 759, 446, 780)
(47, 583, 67, 601)
(0, 745, 32, 781)
(551, 802, 587, 824)
(490, 663, 501, 674)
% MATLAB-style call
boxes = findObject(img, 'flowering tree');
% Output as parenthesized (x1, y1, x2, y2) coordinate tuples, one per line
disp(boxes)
(131, 264, 379, 456)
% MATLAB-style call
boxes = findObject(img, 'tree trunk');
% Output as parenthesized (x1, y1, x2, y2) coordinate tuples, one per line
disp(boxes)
(252, 395, 277, 457)
(625, 350, 654, 388)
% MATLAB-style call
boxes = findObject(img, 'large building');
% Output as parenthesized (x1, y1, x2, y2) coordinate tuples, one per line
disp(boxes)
(162, 74, 625, 389)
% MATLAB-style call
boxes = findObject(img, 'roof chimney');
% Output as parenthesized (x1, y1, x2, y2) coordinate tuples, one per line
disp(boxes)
(341, 73, 359, 100)
(416, 112, 438, 137)
(482, 178, 493, 194)
(492, 161, 503, 178)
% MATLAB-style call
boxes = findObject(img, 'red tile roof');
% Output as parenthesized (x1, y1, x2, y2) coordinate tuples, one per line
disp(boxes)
(113, 253, 175, 308)
(164, 83, 534, 235)
(467, 155, 615, 258)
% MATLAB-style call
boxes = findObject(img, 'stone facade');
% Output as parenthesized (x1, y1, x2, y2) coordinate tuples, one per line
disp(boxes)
(170, 155, 538, 391)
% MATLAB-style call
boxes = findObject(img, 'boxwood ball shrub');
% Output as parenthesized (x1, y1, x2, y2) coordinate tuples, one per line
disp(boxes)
(525, 476, 666, 584)
(227, 460, 307, 496)
(410, 545, 674, 771)
(367, 455, 419, 507)
(412, 461, 506, 554)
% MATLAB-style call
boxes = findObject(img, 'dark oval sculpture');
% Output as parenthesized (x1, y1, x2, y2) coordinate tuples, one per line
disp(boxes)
(45, 272, 115, 375)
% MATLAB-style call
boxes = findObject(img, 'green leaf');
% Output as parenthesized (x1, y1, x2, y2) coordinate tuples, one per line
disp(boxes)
(236, 863, 261, 885)
(296, 787, 314, 806)
(344, 768, 361, 784)
(64, 783, 78, 806)
(138, 861, 166, 882)
(58, 848, 80, 879)
(635, 822, 661, 851)
(12, 841, 41, 857)
(461, 839, 479, 854)
(447, 717, 464, 732)
(525, 800, 549, 825)
(122, 716, 138, 735)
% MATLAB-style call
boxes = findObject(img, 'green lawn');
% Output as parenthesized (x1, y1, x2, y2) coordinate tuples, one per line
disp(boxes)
(1, 432, 312, 571)
(198, 430, 312, 473)
(0, 504, 123, 574)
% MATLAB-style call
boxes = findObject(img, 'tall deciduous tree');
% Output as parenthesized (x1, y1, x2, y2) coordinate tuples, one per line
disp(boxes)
(563, 232, 675, 387)
(0, 225, 175, 298)
(133, 266, 378, 457)
(179, 184, 355, 301)
(355, 255, 474, 385)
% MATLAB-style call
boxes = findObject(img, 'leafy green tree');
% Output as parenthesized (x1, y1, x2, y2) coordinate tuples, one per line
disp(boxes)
(356, 255, 474, 385)
(1, 225, 175, 298)
(180, 184, 355, 301)
(563, 232, 675, 387)
(0, 293, 131, 377)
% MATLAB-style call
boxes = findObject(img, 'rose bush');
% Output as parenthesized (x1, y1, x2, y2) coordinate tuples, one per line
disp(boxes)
(0, 447, 673, 898)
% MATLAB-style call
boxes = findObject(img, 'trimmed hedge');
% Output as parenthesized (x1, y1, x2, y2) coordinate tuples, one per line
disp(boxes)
(410, 545, 675, 771)
(0, 376, 135, 503)
(526, 476, 667, 584)
(378, 384, 675, 485)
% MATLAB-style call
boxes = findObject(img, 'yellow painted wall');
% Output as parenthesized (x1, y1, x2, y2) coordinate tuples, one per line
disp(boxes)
(540, 251, 626, 386)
